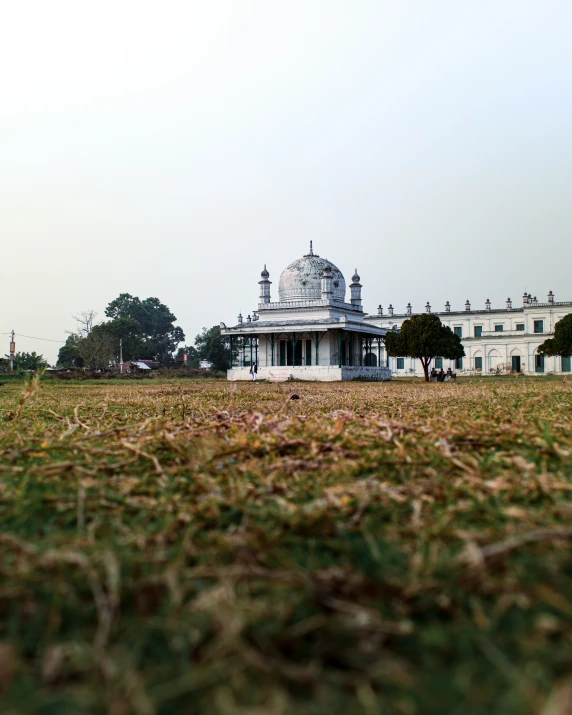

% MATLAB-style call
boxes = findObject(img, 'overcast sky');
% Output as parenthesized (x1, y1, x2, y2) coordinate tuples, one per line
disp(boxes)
(2, 1, 571, 362)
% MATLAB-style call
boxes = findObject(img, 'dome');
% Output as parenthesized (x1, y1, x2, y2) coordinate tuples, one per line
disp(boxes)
(278, 249, 346, 302)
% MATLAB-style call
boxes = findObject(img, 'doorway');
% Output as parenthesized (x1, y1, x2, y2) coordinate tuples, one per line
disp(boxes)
(511, 355, 521, 372)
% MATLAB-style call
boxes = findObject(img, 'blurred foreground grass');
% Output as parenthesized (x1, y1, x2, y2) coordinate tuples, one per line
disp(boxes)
(0, 377, 572, 715)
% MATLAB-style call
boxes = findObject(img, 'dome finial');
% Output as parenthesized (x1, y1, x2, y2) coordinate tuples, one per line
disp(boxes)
(309, 240, 314, 256)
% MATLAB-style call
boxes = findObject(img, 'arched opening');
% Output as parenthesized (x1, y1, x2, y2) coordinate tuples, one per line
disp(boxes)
(364, 352, 377, 366)
(509, 350, 524, 373)
(488, 349, 501, 374)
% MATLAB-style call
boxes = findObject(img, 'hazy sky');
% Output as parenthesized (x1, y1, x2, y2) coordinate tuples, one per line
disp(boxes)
(2, 1, 571, 362)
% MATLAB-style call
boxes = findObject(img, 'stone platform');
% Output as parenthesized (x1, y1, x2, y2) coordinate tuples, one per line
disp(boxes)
(227, 366, 391, 382)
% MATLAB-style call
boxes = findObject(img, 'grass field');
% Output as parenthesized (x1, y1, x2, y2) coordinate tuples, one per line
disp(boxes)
(1, 376, 571, 715)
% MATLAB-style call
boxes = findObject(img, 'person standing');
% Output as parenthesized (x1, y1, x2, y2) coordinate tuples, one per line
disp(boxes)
(250, 361, 258, 381)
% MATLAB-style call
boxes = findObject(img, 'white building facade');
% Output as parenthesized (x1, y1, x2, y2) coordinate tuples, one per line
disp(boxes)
(221, 244, 391, 382)
(367, 292, 572, 377)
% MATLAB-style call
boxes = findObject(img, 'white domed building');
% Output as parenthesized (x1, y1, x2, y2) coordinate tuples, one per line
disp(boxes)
(222, 243, 391, 381)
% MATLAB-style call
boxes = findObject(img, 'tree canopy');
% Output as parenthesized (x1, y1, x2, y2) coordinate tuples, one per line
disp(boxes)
(176, 345, 200, 368)
(12, 352, 47, 371)
(57, 335, 84, 368)
(538, 314, 572, 357)
(57, 294, 185, 369)
(104, 293, 184, 363)
(194, 326, 235, 372)
(384, 313, 465, 381)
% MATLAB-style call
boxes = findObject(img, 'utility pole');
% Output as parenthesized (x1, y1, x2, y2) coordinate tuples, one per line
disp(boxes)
(9, 330, 15, 372)
(119, 338, 123, 373)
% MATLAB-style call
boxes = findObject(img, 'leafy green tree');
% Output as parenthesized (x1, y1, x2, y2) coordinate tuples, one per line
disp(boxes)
(101, 317, 145, 362)
(176, 345, 200, 368)
(105, 293, 185, 363)
(384, 313, 465, 382)
(13, 352, 47, 370)
(538, 314, 572, 357)
(57, 335, 84, 368)
(194, 326, 235, 372)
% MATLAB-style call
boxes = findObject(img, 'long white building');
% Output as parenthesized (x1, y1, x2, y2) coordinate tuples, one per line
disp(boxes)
(222, 245, 570, 380)
(367, 292, 572, 376)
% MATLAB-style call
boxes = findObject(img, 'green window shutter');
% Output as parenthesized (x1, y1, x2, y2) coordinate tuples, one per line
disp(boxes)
(455, 357, 463, 369)
(494, 325, 504, 332)
(475, 357, 482, 370)
(534, 320, 544, 334)
(397, 358, 404, 369)
(454, 327, 462, 338)
(516, 324, 525, 331)
(562, 355, 571, 373)
(535, 355, 545, 373)
(474, 326, 482, 338)
(435, 358, 443, 369)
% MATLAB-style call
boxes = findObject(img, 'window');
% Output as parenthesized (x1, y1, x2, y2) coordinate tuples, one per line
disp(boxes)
(454, 327, 462, 338)
(434, 358, 443, 369)
(534, 320, 544, 334)
(306, 340, 312, 366)
(396, 358, 404, 369)
(474, 326, 482, 338)
(494, 325, 504, 332)
(535, 355, 545, 373)
(516, 323, 525, 331)
(475, 357, 483, 370)
(455, 357, 463, 370)
(562, 356, 571, 373)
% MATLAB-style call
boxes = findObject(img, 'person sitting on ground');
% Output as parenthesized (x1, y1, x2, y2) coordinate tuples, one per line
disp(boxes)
(430, 367, 437, 381)
(437, 369, 445, 382)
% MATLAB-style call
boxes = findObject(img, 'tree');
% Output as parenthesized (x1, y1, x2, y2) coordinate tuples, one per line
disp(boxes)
(72, 309, 98, 337)
(76, 326, 117, 369)
(176, 345, 200, 368)
(100, 317, 145, 362)
(538, 314, 572, 357)
(105, 293, 185, 363)
(13, 352, 47, 370)
(195, 326, 235, 372)
(384, 313, 465, 382)
(57, 335, 84, 368)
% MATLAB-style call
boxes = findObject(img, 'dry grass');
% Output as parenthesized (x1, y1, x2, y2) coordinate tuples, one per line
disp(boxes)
(0, 377, 572, 715)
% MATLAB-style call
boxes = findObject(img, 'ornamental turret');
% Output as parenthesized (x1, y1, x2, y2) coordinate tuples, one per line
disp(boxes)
(321, 264, 333, 300)
(377, 304, 383, 316)
(485, 298, 491, 311)
(388, 304, 394, 317)
(259, 265, 271, 304)
(425, 301, 431, 313)
(506, 297, 512, 310)
(548, 290, 554, 304)
(406, 303, 412, 316)
(445, 301, 451, 312)
(350, 269, 362, 306)
(465, 299, 471, 312)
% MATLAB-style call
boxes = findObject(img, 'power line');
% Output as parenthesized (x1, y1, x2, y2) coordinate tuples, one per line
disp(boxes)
(2, 332, 65, 343)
